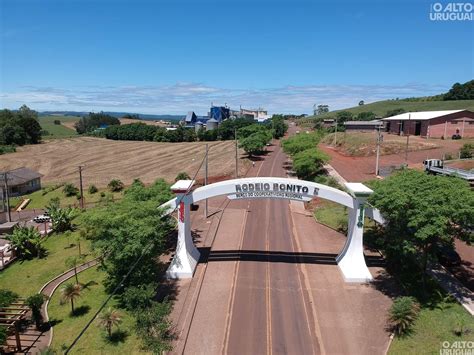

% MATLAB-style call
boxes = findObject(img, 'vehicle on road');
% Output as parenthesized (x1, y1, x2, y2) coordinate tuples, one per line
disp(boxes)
(33, 215, 51, 223)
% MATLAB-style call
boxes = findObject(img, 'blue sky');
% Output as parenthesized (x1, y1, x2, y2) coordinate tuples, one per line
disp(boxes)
(0, 0, 473, 114)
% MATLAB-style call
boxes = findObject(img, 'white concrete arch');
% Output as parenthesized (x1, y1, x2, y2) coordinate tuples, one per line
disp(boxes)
(160, 178, 378, 283)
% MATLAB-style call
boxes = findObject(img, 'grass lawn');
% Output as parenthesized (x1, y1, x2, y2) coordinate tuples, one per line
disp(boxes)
(313, 199, 348, 232)
(0, 231, 92, 296)
(48, 266, 145, 354)
(389, 300, 474, 354)
(39, 115, 79, 139)
(10, 186, 123, 210)
(301, 99, 474, 123)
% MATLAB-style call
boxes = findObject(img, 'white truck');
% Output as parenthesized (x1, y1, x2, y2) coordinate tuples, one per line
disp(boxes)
(423, 159, 474, 185)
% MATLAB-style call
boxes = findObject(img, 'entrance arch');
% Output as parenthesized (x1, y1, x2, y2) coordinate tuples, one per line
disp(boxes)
(160, 177, 382, 283)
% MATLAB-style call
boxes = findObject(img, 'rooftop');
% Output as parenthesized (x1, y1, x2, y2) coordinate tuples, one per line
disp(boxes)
(382, 110, 466, 121)
(2, 167, 42, 186)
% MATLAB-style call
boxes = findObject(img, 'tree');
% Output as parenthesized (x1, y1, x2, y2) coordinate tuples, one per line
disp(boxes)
(6, 227, 44, 259)
(292, 149, 330, 180)
(66, 256, 83, 284)
(175, 172, 191, 182)
(314, 104, 329, 115)
(63, 183, 79, 197)
(97, 307, 122, 338)
(60, 283, 82, 313)
(239, 133, 268, 157)
(460, 143, 473, 159)
(281, 132, 321, 156)
(385, 108, 406, 117)
(26, 294, 48, 329)
(358, 100, 365, 106)
(388, 297, 420, 336)
(74, 112, 120, 134)
(108, 179, 124, 192)
(444, 80, 474, 101)
(369, 170, 474, 288)
(356, 111, 376, 121)
(336, 111, 353, 124)
(0, 106, 42, 146)
(135, 302, 173, 353)
(270, 116, 288, 139)
(80, 179, 174, 294)
(47, 199, 76, 232)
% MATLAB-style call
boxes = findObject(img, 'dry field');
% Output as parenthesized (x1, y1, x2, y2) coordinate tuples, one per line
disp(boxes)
(0, 137, 247, 187)
(322, 132, 440, 157)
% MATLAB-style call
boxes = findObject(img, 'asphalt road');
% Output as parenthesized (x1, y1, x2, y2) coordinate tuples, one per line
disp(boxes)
(226, 142, 320, 354)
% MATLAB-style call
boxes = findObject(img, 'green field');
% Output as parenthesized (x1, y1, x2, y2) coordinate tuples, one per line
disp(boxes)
(0, 231, 92, 296)
(48, 267, 144, 354)
(389, 300, 474, 354)
(9, 185, 123, 210)
(301, 99, 474, 123)
(39, 115, 79, 139)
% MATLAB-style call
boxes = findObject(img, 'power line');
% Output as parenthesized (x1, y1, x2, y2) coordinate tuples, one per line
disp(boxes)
(64, 146, 209, 353)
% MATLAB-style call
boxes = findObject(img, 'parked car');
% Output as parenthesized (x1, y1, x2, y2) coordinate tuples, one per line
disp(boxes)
(33, 215, 51, 223)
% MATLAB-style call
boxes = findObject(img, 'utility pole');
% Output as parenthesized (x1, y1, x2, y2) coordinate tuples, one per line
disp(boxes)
(204, 144, 208, 219)
(333, 119, 338, 146)
(235, 128, 238, 178)
(78, 166, 84, 209)
(405, 114, 411, 164)
(2, 172, 11, 222)
(375, 125, 382, 176)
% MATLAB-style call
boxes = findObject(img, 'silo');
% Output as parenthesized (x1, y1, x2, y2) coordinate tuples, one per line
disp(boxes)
(195, 122, 203, 133)
(206, 118, 218, 131)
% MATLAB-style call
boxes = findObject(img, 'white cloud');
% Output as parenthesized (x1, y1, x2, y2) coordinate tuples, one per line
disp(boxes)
(0, 82, 447, 115)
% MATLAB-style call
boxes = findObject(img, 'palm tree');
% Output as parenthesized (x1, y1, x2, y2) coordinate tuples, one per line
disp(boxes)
(97, 307, 122, 338)
(60, 283, 82, 314)
(388, 296, 420, 335)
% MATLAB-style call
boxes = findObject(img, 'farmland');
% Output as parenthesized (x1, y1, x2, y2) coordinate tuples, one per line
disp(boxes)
(0, 137, 248, 187)
(39, 115, 80, 139)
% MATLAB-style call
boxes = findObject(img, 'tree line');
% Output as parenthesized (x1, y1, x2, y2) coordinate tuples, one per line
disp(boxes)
(0, 105, 42, 149)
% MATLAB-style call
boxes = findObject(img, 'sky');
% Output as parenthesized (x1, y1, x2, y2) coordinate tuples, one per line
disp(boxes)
(0, 0, 473, 115)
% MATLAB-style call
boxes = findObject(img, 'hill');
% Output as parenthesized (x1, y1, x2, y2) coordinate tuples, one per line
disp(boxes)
(39, 110, 184, 122)
(302, 99, 474, 124)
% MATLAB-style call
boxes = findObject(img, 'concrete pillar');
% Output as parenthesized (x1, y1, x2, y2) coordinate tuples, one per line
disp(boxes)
(166, 180, 200, 279)
(336, 183, 373, 283)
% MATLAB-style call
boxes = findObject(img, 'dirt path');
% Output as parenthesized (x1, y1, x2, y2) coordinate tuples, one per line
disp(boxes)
(319, 138, 466, 182)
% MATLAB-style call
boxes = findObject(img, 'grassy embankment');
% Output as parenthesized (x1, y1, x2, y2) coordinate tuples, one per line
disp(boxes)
(300, 99, 474, 125)
(320, 131, 441, 157)
(39, 115, 79, 139)
(9, 186, 123, 210)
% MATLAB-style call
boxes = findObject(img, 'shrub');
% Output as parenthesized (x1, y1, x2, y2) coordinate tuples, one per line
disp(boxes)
(100, 192, 106, 197)
(108, 179, 124, 192)
(63, 183, 79, 197)
(0, 326, 7, 346)
(460, 143, 474, 159)
(88, 184, 98, 194)
(53, 120, 61, 125)
(26, 294, 48, 329)
(0, 289, 18, 308)
(6, 227, 45, 259)
(292, 148, 330, 180)
(0, 145, 16, 155)
(388, 296, 420, 336)
(175, 172, 191, 182)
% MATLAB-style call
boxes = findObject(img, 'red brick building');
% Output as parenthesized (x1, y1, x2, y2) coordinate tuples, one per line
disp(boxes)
(382, 110, 474, 138)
